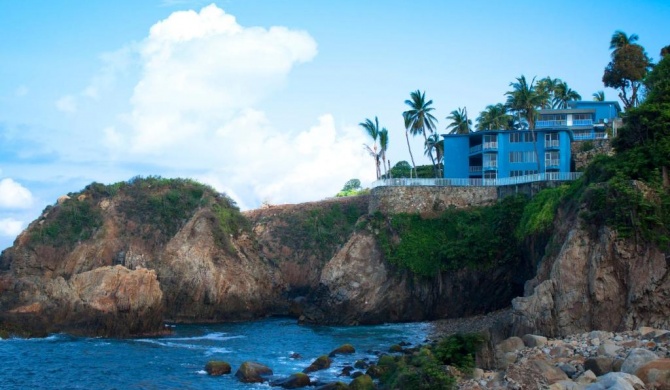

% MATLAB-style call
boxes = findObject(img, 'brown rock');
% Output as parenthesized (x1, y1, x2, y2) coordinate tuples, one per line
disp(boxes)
(636, 359, 670, 390)
(303, 355, 331, 373)
(205, 360, 231, 376)
(584, 356, 615, 376)
(506, 358, 569, 389)
(329, 344, 355, 357)
(235, 361, 273, 383)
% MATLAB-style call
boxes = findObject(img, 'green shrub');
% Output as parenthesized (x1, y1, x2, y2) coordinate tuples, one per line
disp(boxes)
(378, 347, 456, 390)
(30, 199, 103, 249)
(579, 140, 595, 152)
(434, 333, 485, 374)
(516, 185, 570, 239)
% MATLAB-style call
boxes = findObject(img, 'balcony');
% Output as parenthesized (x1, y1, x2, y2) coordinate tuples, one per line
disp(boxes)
(371, 172, 584, 188)
(483, 141, 498, 150)
(544, 140, 560, 148)
(545, 159, 560, 168)
(469, 166, 483, 173)
(537, 120, 567, 127)
(573, 119, 593, 126)
(483, 161, 498, 170)
(469, 144, 482, 154)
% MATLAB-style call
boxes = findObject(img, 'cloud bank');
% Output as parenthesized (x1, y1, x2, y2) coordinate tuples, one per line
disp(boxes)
(0, 178, 34, 209)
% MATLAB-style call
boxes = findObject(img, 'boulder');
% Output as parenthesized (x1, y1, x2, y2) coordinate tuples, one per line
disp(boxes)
(349, 374, 374, 390)
(635, 358, 670, 390)
(575, 370, 597, 385)
(204, 360, 231, 376)
(389, 344, 403, 353)
(590, 372, 645, 390)
(557, 362, 578, 378)
(365, 364, 385, 379)
(354, 360, 368, 369)
(329, 344, 355, 357)
(620, 348, 658, 375)
(303, 355, 331, 373)
(495, 336, 525, 369)
(270, 373, 311, 389)
(598, 341, 622, 358)
(314, 382, 348, 390)
(289, 352, 302, 359)
(523, 334, 548, 348)
(585, 356, 615, 376)
(505, 358, 569, 389)
(549, 380, 583, 390)
(235, 361, 273, 383)
(339, 366, 354, 377)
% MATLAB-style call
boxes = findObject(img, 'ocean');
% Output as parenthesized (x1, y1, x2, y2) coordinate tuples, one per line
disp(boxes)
(0, 317, 430, 389)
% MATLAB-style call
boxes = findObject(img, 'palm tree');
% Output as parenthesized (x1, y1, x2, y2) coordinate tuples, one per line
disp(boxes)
(552, 81, 582, 109)
(476, 103, 513, 131)
(402, 112, 418, 178)
(446, 107, 472, 134)
(403, 90, 439, 176)
(536, 77, 560, 109)
(610, 30, 639, 53)
(505, 75, 544, 171)
(360, 117, 381, 180)
(592, 91, 605, 101)
(379, 128, 389, 178)
(424, 134, 443, 176)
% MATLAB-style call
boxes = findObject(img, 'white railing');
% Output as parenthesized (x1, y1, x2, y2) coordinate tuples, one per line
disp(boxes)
(544, 140, 560, 148)
(537, 120, 567, 127)
(573, 119, 593, 126)
(483, 142, 498, 150)
(483, 162, 498, 169)
(469, 144, 482, 154)
(469, 166, 483, 173)
(545, 159, 560, 167)
(573, 131, 608, 140)
(371, 172, 583, 188)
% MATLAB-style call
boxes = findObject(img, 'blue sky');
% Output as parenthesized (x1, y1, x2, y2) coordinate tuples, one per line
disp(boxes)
(0, 0, 668, 250)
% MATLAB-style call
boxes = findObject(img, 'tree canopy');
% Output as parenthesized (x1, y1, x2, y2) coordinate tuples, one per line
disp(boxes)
(602, 31, 651, 110)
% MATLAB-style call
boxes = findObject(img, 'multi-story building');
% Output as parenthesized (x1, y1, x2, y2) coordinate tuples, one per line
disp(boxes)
(442, 101, 621, 181)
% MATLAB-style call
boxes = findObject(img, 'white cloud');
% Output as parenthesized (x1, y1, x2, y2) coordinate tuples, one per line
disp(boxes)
(95, 4, 372, 208)
(0, 178, 34, 209)
(0, 218, 23, 237)
(56, 95, 77, 113)
(15, 85, 29, 97)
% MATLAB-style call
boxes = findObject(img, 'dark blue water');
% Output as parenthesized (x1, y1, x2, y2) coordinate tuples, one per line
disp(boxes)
(0, 318, 430, 389)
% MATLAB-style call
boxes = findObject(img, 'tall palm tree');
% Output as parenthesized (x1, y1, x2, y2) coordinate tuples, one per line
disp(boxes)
(402, 112, 418, 178)
(379, 128, 389, 178)
(592, 91, 605, 101)
(610, 30, 639, 53)
(552, 81, 582, 109)
(536, 77, 560, 109)
(506, 75, 544, 171)
(446, 107, 472, 134)
(360, 117, 381, 180)
(424, 134, 444, 176)
(403, 90, 439, 176)
(476, 103, 513, 131)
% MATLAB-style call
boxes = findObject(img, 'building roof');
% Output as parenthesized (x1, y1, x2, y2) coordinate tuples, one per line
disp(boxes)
(538, 108, 595, 115)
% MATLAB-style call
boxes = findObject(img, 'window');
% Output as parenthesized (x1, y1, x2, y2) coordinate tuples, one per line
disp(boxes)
(545, 151, 559, 168)
(524, 151, 538, 163)
(545, 133, 559, 147)
(484, 171, 497, 179)
(510, 133, 533, 143)
(509, 151, 523, 163)
(510, 170, 524, 177)
(484, 153, 497, 168)
(573, 113, 591, 120)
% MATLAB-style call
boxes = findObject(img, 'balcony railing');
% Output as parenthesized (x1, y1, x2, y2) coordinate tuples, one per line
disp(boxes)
(537, 120, 567, 127)
(371, 172, 583, 188)
(545, 159, 560, 167)
(469, 144, 482, 154)
(544, 140, 560, 148)
(483, 142, 498, 150)
(469, 166, 483, 173)
(573, 119, 593, 126)
(573, 131, 608, 140)
(483, 161, 498, 169)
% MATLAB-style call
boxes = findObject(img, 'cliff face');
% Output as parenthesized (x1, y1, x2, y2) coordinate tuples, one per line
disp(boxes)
(511, 210, 670, 337)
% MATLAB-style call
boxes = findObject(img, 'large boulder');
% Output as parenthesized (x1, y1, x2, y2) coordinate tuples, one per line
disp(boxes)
(329, 344, 355, 357)
(348, 374, 374, 390)
(590, 372, 645, 389)
(635, 359, 670, 389)
(303, 355, 332, 373)
(235, 361, 273, 383)
(204, 360, 231, 376)
(270, 373, 311, 389)
(621, 348, 658, 375)
(505, 358, 569, 389)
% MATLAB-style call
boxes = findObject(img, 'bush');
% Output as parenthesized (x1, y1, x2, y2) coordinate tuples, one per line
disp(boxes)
(434, 333, 485, 374)
(378, 347, 456, 390)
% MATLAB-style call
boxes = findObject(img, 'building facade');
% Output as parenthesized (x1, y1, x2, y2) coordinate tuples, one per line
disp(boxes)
(442, 101, 621, 181)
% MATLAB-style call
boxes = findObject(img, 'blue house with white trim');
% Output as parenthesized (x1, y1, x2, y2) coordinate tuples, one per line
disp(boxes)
(442, 101, 621, 181)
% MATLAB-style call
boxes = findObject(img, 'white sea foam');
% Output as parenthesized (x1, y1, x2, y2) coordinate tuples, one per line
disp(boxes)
(196, 370, 207, 375)
(163, 332, 245, 342)
(205, 347, 232, 355)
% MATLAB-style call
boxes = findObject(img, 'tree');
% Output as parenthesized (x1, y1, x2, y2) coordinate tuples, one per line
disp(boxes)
(593, 91, 606, 101)
(476, 103, 514, 131)
(390, 161, 412, 178)
(446, 107, 472, 134)
(379, 128, 389, 178)
(535, 77, 560, 109)
(402, 112, 418, 178)
(506, 75, 544, 171)
(360, 117, 382, 179)
(403, 90, 439, 176)
(425, 134, 444, 176)
(603, 30, 651, 109)
(552, 81, 582, 109)
(336, 179, 363, 197)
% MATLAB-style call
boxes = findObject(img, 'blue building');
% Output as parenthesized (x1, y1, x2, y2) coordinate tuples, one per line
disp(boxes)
(442, 101, 621, 181)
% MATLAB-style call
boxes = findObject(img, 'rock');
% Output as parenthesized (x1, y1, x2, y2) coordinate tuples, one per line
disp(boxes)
(350, 371, 363, 379)
(598, 341, 622, 358)
(576, 370, 597, 384)
(524, 334, 549, 348)
(653, 332, 670, 343)
(558, 362, 578, 378)
(204, 360, 231, 376)
(639, 327, 656, 337)
(389, 344, 403, 353)
(635, 359, 670, 389)
(353, 360, 368, 369)
(613, 359, 625, 372)
(270, 373, 311, 389)
(329, 344, 355, 357)
(339, 366, 354, 377)
(365, 364, 385, 379)
(550, 345, 573, 358)
(290, 353, 302, 359)
(495, 337, 525, 369)
(303, 355, 331, 373)
(621, 348, 658, 375)
(235, 361, 273, 383)
(585, 356, 615, 376)
(314, 382, 348, 390)
(506, 358, 569, 388)
(550, 380, 584, 390)
(590, 372, 646, 389)
(471, 368, 484, 380)
(348, 374, 374, 390)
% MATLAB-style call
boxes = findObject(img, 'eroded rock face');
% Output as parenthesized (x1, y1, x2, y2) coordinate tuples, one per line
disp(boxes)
(511, 215, 670, 338)
(301, 230, 527, 325)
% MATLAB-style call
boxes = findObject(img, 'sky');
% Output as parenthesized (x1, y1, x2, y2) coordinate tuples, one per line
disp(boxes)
(0, 0, 668, 250)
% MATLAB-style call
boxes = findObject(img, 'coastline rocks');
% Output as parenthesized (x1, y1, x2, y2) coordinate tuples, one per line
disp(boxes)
(348, 374, 374, 390)
(303, 355, 332, 373)
(635, 359, 670, 389)
(204, 360, 231, 376)
(235, 361, 273, 383)
(621, 348, 659, 375)
(270, 373, 311, 389)
(329, 344, 355, 357)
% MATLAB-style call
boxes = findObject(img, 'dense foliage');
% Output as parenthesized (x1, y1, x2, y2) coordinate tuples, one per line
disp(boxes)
(369, 195, 527, 277)
(378, 349, 456, 390)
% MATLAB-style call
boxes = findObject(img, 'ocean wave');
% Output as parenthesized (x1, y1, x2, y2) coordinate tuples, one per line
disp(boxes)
(163, 332, 245, 342)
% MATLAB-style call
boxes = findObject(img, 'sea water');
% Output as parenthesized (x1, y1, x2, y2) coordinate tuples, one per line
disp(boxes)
(0, 317, 430, 389)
